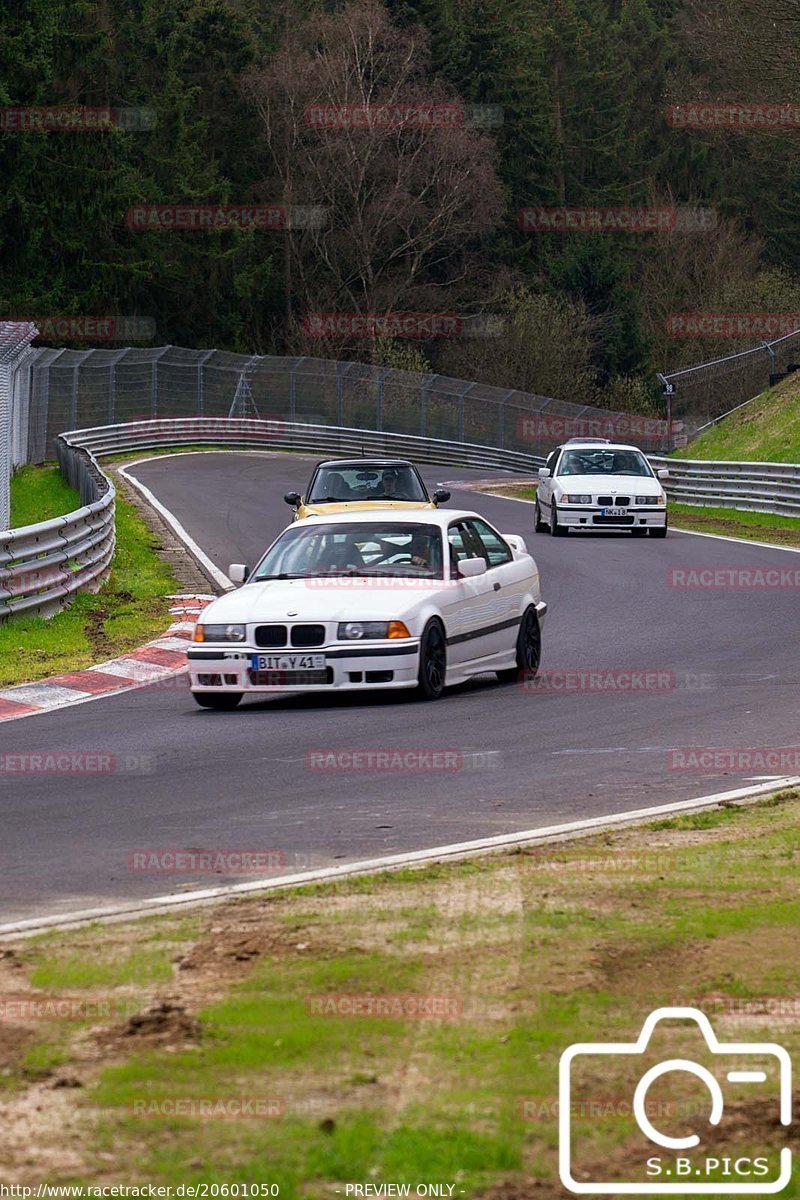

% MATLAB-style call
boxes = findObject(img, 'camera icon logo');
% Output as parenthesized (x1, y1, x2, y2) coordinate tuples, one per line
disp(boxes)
(559, 1006, 792, 1193)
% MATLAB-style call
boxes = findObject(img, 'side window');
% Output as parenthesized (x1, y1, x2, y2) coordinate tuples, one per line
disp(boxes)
(467, 519, 513, 568)
(545, 450, 559, 473)
(448, 521, 483, 569)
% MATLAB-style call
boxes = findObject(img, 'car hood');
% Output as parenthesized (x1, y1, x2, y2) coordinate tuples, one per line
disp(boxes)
(201, 578, 434, 625)
(301, 500, 435, 516)
(554, 475, 663, 495)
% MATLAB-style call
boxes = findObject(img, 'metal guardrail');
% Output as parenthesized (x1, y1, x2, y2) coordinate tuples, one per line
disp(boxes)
(650, 456, 800, 517)
(0, 433, 115, 623)
(64, 416, 546, 474)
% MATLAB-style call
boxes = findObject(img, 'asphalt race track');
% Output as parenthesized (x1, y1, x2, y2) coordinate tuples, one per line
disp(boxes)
(2, 450, 799, 924)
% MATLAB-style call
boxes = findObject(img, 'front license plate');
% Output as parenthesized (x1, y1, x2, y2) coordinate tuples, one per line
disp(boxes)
(601, 507, 628, 516)
(251, 654, 325, 671)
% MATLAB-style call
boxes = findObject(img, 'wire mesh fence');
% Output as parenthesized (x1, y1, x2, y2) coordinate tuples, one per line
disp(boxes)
(659, 328, 800, 434)
(17, 345, 677, 468)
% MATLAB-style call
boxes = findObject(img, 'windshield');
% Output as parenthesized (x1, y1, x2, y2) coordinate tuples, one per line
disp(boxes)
(307, 463, 428, 503)
(253, 521, 444, 580)
(556, 448, 654, 478)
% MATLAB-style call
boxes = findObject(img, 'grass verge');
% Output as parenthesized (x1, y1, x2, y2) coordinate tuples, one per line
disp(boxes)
(1, 791, 799, 1194)
(673, 373, 800, 463)
(0, 464, 180, 687)
(478, 483, 800, 547)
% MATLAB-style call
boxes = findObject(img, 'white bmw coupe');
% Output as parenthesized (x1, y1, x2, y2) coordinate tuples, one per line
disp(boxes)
(535, 439, 669, 537)
(189, 509, 546, 707)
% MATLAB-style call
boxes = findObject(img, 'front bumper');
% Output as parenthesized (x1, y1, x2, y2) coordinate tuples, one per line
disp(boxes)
(554, 505, 667, 530)
(188, 641, 421, 693)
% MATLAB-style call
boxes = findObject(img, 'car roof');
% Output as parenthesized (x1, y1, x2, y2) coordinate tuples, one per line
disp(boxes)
(293, 508, 479, 530)
(557, 440, 647, 452)
(314, 458, 415, 469)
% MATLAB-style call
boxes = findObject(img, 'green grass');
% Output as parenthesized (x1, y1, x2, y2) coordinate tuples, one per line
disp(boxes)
(0, 464, 180, 686)
(9, 464, 81, 527)
(4, 792, 800, 1194)
(673, 374, 800, 463)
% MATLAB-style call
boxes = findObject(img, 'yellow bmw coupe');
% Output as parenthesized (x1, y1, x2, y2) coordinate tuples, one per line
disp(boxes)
(284, 458, 450, 521)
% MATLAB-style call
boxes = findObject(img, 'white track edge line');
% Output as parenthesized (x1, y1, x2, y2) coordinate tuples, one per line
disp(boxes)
(118, 464, 234, 590)
(2, 775, 798, 940)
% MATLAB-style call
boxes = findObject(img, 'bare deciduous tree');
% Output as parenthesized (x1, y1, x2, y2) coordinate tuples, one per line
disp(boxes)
(243, 0, 505, 357)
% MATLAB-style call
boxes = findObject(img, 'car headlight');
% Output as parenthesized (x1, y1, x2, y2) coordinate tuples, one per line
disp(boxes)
(635, 495, 666, 505)
(338, 621, 411, 640)
(564, 494, 591, 504)
(194, 623, 247, 643)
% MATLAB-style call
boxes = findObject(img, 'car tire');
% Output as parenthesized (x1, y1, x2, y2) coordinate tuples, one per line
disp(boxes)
(534, 500, 548, 533)
(497, 607, 541, 684)
(650, 522, 668, 538)
(550, 505, 568, 537)
(193, 692, 243, 710)
(416, 620, 447, 700)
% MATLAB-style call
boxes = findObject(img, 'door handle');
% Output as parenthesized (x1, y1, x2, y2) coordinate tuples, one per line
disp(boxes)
(493, 581, 501, 591)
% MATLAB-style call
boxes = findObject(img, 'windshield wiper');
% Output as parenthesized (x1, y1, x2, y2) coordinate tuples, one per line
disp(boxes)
(254, 572, 311, 581)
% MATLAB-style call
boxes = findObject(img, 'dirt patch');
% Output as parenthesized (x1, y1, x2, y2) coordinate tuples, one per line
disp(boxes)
(84, 606, 116, 659)
(475, 1176, 563, 1200)
(0, 1022, 34, 1073)
(176, 905, 329, 975)
(96, 1000, 201, 1052)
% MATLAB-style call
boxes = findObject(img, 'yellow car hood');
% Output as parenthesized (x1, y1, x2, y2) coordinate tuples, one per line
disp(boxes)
(297, 499, 436, 519)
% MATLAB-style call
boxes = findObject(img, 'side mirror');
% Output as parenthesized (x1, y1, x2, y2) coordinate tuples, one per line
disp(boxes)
(538, 467, 551, 479)
(228, 564, 250, 585)
(458, 557, 488, 579)
(284, 491, 301, 506)
(433, 489, 451, 505)
(657, 468, 669, 480)
(503, 534, 527, 555)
